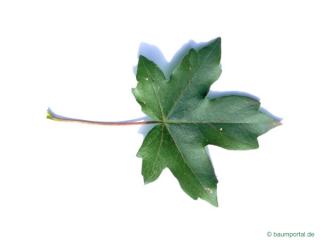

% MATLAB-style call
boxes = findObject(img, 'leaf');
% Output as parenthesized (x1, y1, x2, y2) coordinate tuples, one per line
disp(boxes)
(133, 38, 280, 206)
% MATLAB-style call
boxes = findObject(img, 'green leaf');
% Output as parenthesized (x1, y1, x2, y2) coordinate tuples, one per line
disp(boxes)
(133, 38, 280, 206)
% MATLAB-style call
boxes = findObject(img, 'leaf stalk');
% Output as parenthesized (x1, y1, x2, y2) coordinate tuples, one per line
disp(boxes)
(47, 109, 160, 126)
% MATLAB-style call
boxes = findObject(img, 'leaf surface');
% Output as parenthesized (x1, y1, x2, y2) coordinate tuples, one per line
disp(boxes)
(133, 38, 279, 206)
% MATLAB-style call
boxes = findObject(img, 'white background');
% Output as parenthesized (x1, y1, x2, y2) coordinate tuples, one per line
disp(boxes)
(1, 0, 319, 239)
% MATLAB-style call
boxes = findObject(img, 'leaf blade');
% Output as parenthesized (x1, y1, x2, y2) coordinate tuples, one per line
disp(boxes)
(137, 125, 166, 184)
(133, 56, 167, 120)
(167, 38, 222, 119)
(174, 95, 280, 149)
(165, 124, 218, 206)
(133, 38, 280, 205)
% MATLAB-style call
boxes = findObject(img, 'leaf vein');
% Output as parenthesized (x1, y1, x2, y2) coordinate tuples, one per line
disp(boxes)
(165, 125, 209, 195)
(142, 60, 165, 120)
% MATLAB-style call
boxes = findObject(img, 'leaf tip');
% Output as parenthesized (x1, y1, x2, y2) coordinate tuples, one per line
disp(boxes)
(209, 36, 221, 46)
(142, 173, 158, 185)
(270, 117, 282, 130)
(206, 196, 219, 207)
(274, 120, 282, 127)
(138, 55, 149, 63)
(143, 178, 151, 185)
(201, 187, 219, 207)
(211, 200, 219, 207)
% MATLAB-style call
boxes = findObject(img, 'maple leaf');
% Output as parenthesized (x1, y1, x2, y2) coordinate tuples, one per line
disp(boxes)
(132, 38, 280, 206)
